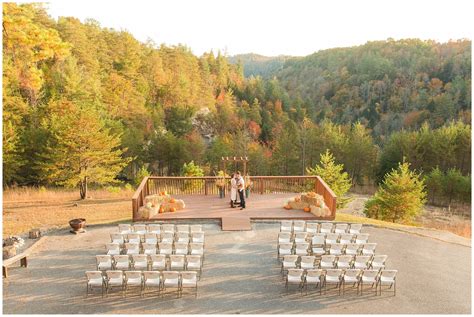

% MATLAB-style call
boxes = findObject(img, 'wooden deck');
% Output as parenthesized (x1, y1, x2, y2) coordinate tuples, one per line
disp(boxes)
(146, 193, 320, 231)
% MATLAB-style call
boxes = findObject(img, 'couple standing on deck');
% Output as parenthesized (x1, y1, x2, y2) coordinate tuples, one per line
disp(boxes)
(230, 171, 246, 210)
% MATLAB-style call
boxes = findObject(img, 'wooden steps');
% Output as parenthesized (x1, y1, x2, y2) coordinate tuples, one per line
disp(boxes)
(221, 216, 252, 231)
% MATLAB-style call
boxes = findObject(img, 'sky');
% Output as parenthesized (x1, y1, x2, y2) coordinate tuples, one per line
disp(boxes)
(44, 0, 473, 57)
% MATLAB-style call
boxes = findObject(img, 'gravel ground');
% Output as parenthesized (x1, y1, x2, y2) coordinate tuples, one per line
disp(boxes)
(2, 222, 471, 314)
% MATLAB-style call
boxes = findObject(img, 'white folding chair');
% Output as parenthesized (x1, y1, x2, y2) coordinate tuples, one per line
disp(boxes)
(176, 232, 190, 244)
(294, 232, 308, 243)
(295, 242, 310, 256)
(353, 255, 371, 269)
(339, 233, 354, 244)
(133, 224, 147, 235)
(278, 232, 292, 244)
(319, 255, 336, 269)
(281, 255, 299, 276)
(336, 255, 353, 269)
(160, 232, 174, 243)
(105, 243, 121, 256)
(362, 243, 377, 256)
(328, 243, 345, 256)
(325, 233, 339, 245)
(169, 255, 185, 270)
(96, 255, 113, 271)
(349, 223, 363, 234)
(142, 242, 157, 255)
(378, 270, 397, 296)
(127, 233, 141, 244)
(113, 255, 130, 270)
(144, 233, 159, 245)
(105, 270, 124, 297)
(147, 224, 161, 235)
(143, 271, 161, 296)
(371, 255, 388, 270)
(149, 254, 167, 271)
(344, 243, 361, 256)
(180, 271, 198, 298)
(278, 242, 294, 260)
(189, 243, 204, 259)
(110, 233, 125, 244)
(304, 269, 323, 295)
(85, 271, 105, 297)
(191, 232, 205, 244)
(300, 255, 316, 270)
(361, 269, 379, 295)
(174, 242, 189, 255)
(280, 220, 293, 232)
(124, 270, 143, 297)
(355, 233, 369, 244)
(305, 223, 319, 235)
(342, 269, 361, 295)
(285, 269, 304, 293)
(190, 225, 203, 233)
(176, 224, 190, 233)
(319, 222, 334, 234)
(124, 242, 139, 255)
(158, 242, 173, 256)
(334, 223, 349, 234)
(162, 271, 180, 298)
(311, 234, 326, 257)
(162, 224, 175, 234)
(322, 269, 343, 295)
(185, 255, 202, 279)
(118, 224, 132, 235)
(132, 254, 148, 270)
(293, 220, 306, 232)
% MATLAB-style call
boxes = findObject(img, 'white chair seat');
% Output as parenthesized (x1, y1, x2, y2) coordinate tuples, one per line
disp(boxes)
(301, 263, 314, 269)
(306, 276, 320, 283)
(287, 276, 301, 283)
(182, 278, 197, 287)
(372, 262, 384, 268)
(107, 250, 120, 256)
(191, 250, 204, 255)
(338, 262, 351, 268)
(115, 263, 129, 270)
(152, 263, 166, 269)
(187, 263, 201, 269)
(88, 278, 103, 286)
(145, 278, 160, 286)
(321, 261, 333, 268)
(279, 249, 292, 255)
(108, 278, 123, 286)
(325, 276, 340, 282)
(98, 261, 112, 270)
(362, 250, 374, 255)
(127, 277, 142, 285)
(380, 276, 394, 283)
(164, 279, 179, 286)
(144, 249, 156, 255)
(134, 262, 147, 269)
(279, 238, 290, 243)
(344, 276, 359, 282)
(283, 261, 296, 268)
(362, 276, 376, 283)
(312, 248, 325, 255)
(345, 249, 358, 255)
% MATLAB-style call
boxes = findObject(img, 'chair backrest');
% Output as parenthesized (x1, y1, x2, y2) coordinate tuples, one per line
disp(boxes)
(170, 254, 185, 263)
(354, 255, 371, 266)
(278, 232, 292, 242)
(147, 224, 161, 233)
(143, 271, 161, 281)
(190, 225, 203, 233)
(127, 233, 140, 242)
(306, 269, 323, 278)
(343, 269, 361, 278)
(296, 242, 309, 249)
(320, 222, 334, 233)
(106, 243, 120, 251)
(181, 271, 197, 283)
(279, 242, 293, 251)
(335, 223, 348, 233)
(306, 223, 319, 233)
(280, 220, 293, 231)
(345, 243, 360, 253)
(150, 254, 166, 263)
(191, 232, 205, 242)
(190, 242, 204, 251)
(330, 243, 344, 250)
(325, 269, 343, 278)
(372, 255, 388, 264)
(283, 255, 299, 263)
(311, 234, 325, 245)
(300, 255, 316, 264)
(144, 233, 158, 241)
(174, 242, 188, 251)
(132, 254, 148, 262)
(337, 255, 353, 263)
(177, 232, 190, 240)
(161, 232, 174, 242)
(96, 255, 111, 264)
(362, 243, 377, 253)
(125, 270, 142, 280)
(349, 223, 362, 234)
(142, 242, 156, 250)
(186, 255, 201, 264)
(177, 225, 190, 233)
(287, 268, 303, 278)
(86, 271, 103, 280)
(380, 270, 397, 281)
(162, 224, 175, 233)
(113, 255, 129, 263)
(118, 224, 131, 233)
(110, 233, 124, 243)
(106, 270, 123, 280)
(355, 233, 369, 243)
(339, 234, 354, 243)
(125, 242, 139, 250)
(158, 242, 172, 250)
(163, 271, 180, 281)
(293, 220, 306, 231)
(133, 224, 146, 232)
(362, 269, 379, 280)
(294, 232, 308, 241)
(326, 233, 339, 243)
(321, 255, 336, 263)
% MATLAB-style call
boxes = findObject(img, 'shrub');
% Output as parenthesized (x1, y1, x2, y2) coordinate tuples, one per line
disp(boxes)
(364, 161, 426, 223)
(134, 166, 150, 186)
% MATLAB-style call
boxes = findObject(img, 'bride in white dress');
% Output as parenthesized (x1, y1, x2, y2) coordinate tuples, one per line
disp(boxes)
(230, 173, 238, 208)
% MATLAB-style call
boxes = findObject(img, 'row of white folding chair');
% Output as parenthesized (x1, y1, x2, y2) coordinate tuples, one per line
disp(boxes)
(280, 221, 362, 234)
(281, 254, 388, 273)
(111, 232, 205, 244)
(85, 270, 198, 298)
(286, 268, 397, 296)
(106, 242, 204, 257)
(118, 223, 203, 235)
(96, 254, 202, 274)
(278, 232, 369, 245)
(278, 242, 377, 257)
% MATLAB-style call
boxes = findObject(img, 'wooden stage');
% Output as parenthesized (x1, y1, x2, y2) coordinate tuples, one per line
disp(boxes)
(146, 193, 320, 231)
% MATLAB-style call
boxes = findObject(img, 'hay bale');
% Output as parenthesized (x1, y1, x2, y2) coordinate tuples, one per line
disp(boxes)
(162, 199, 185, 212)
(138, 206, 159, 219)
(301, 193, 324, 207)
(310, 205, 323, 217)
(288, 200, 308, 210)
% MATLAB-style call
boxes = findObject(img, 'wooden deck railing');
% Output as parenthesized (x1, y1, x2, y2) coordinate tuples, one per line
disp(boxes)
(132, 176, 337, 220)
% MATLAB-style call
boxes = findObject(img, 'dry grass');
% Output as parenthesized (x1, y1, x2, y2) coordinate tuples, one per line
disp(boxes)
(2, 187, 134, 238)
(335, 213, 417, 229)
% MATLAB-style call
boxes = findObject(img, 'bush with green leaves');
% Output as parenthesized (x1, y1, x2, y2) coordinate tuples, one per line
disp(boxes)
(133, 166, 150, 187)
(425, 167, 471, 206)
(364, 161, 426, 223)
(306, 150, 352, 208)
(181, 161, 204, 192)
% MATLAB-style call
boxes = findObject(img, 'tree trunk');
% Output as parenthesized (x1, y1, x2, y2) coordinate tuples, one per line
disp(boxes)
(79, 176, 88, 200)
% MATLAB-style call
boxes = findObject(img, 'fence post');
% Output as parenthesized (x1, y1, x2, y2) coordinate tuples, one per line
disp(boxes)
(204, 179, 208, 195)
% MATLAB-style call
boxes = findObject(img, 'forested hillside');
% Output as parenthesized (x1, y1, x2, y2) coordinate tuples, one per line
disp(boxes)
(2, 4, 471, 205)
(228, 53, 289, 78)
